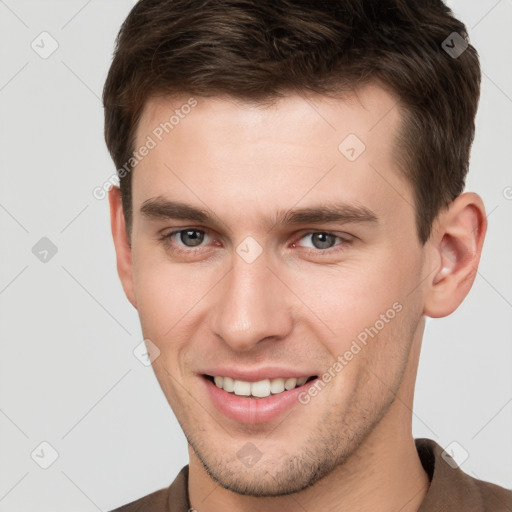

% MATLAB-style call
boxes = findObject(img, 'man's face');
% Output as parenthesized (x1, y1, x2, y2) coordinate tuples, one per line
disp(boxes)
(126, 86, 430, 495)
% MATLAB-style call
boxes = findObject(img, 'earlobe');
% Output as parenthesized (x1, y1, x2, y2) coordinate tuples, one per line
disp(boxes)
(108, 186, 138, 309)
(424, 192, 486, 318)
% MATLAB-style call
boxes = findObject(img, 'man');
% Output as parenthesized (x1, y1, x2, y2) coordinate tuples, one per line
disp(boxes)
(103, 1, 511, 511)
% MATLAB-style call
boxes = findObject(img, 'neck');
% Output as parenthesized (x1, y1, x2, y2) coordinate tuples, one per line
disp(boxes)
(188, 323, 430, 512)
(189, 410, 429, 512)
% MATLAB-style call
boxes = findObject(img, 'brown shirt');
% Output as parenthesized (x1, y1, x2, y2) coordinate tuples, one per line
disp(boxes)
(110, 438, 512, 511)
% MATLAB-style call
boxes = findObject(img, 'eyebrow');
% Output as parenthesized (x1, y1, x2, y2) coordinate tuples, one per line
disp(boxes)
(140, 196, 378, 229)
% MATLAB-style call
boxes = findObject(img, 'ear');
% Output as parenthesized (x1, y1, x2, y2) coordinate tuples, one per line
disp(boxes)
(423, 192, 487, 318)
(108, 186, 137, 309)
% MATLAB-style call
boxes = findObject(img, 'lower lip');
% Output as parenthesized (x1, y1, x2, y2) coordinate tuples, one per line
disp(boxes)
(202, 376, 318, 424)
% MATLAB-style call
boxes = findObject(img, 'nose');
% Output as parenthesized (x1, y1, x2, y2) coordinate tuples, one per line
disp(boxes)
(209, 248, 293, 351)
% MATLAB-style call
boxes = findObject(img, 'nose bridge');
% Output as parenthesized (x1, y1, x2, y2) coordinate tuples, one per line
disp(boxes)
(211, 248, 292, 351)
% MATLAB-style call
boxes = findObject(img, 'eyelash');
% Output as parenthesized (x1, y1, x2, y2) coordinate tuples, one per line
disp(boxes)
(158, 228, 353, 256)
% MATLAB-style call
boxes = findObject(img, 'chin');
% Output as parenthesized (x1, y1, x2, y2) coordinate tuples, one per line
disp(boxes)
(188, 431, 357, 498)
(202, 459, 325, 497)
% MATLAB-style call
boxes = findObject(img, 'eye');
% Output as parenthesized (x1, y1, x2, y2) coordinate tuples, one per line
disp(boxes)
(162, 228, 212, 249)
(294, 232, 352, 251)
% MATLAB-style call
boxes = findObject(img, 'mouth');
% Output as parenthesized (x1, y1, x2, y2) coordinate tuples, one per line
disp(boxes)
(203, 374, 317, 398)
(200, 370, 321, 424)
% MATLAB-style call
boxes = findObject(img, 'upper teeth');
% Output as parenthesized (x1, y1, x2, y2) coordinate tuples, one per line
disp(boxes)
(213, 376, 309, 398)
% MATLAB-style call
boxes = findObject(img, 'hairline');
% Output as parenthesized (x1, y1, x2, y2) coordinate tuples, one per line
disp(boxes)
(121, 82, 428, 245)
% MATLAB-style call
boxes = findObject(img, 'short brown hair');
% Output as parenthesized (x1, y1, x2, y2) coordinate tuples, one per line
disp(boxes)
(103, 0, 481, 243)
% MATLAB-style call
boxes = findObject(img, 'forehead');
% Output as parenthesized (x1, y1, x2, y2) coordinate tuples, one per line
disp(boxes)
(131, 85, 410, 224)
(137, 85, 401, 147)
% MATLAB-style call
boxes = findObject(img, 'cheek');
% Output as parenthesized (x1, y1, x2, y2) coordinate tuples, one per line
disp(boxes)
(131, 246, 225, 348)
(131, 247, 193, 338)
(289, 248, 422, 354)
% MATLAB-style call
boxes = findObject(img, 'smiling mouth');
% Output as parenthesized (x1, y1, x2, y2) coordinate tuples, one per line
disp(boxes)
(203, 374, 317, 399)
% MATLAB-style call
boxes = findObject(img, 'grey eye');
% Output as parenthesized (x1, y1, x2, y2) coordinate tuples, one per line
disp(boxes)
(179, 229, 205, 247)
(307, 232, 337, 250)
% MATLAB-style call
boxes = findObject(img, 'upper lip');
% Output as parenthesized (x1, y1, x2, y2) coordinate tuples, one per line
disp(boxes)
(200, 367, 318, 382)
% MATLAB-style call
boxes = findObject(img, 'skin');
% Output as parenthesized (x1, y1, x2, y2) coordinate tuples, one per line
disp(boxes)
(109, 84, 486, 512)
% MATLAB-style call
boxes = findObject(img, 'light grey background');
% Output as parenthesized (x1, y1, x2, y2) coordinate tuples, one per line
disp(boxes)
(0, 0, 510, 510)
